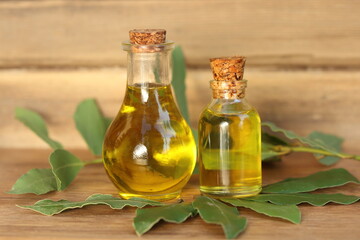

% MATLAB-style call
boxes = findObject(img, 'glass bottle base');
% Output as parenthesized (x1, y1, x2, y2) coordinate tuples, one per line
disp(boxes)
(200, 185, 261, 198)
(118, 191, 181, 201)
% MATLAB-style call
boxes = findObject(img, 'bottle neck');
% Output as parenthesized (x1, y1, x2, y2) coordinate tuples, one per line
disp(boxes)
(210, 80, 247, 99)
(208, 97, 253, 115)
(124, 43, 173, 86)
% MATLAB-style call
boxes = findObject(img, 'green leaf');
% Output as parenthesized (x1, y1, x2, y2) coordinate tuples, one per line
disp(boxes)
(18, 194, 163, 216)
(262, 122, 341, 156)
(245, 193, 360, 206)
(262, 123, 347, 165)
(172, 46, 190, 124)
(191, 128, 198, 145)
(318, 156, 341, 166)
(261, 133, 290, 162)
(49, 149, 84, 190)
(222, 199, 301, 224)
(104, 117, 113, 129)
(133, 203, 195, 236)
(262, 168, 360, 193)
(262, 132, 289, 146)
(192, 196, 247, 239)
(308, 131, 343, 151)
(8, 149, 83, 195)
(74, 99, 109, 156)
(307, 131, 344, 165)
(8, 169, 57, 195)
(261, 143, 283, 162)
(15, 107, 63, 149)
(192, 163, 199, 175)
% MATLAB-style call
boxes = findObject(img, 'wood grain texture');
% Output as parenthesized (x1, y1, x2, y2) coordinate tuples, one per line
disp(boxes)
(0, 149, 359, 239)
(1, 68, 360, 152)
(0, 0, 360, 68)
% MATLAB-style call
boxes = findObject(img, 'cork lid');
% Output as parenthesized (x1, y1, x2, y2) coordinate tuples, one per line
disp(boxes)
(129, 29, 166, 45)
(210, 56, 246, 81)
(209, 56, 247, 99)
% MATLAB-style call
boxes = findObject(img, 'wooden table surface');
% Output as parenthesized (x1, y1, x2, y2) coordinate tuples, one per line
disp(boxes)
(0, 148, 359, 240)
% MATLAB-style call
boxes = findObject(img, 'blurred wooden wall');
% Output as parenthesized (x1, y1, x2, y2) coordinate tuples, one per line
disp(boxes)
(1, 0, 360, 152)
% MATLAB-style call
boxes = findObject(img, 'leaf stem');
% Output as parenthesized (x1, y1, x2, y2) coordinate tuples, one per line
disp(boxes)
(285, 146, 360, 161)
(84, 158, 103, 166)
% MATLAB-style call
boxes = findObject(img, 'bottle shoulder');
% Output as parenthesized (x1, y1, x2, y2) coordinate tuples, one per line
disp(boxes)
(199, 99, 261, 135)
(104, 83, 195, 148)
(201, 98, 259, 117)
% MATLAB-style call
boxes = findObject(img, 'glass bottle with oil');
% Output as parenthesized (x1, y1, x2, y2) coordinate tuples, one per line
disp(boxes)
(198, 56, 261, 198)
(103, 29, 196, 201)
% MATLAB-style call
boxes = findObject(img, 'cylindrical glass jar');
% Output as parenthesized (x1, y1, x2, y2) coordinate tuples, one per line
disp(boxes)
(198, 57, 262, 198)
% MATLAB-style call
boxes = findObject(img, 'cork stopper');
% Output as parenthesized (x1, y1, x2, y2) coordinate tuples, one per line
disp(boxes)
(210, 56, 246, 81)
(129, 29, 166, 45)
(209, 56, 247, 99)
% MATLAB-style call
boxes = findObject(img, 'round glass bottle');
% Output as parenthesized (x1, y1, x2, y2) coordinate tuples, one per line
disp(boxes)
(103, 29, 196, 201)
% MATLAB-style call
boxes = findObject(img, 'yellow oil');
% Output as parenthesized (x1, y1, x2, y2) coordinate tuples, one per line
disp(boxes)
(103, 83, 196, 201)
(198, 104, 261, 198)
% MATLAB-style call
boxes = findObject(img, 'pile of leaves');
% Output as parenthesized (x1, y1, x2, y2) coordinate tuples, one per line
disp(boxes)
(9, 46, 360, 239)
(15, 169, 360, 239)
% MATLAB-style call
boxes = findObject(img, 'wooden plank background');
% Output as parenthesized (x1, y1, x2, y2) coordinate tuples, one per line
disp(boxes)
(0, 0, 360, 152)
(1, 0, 360, 68)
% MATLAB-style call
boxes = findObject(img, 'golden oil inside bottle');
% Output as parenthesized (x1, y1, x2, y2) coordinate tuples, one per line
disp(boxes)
(198, 104, 262, 198)
(103, 83, 196, 201)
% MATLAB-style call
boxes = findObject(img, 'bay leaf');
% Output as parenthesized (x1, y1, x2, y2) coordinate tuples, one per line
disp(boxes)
(133, 202, 195, 236)
(18, 194, 163, 216)
(172, 46, 190, 124)
(192, 128, 198, 145)
(318, 156, 341, 166)
(307, 131, 343, 152)
(104, 117, 113, 129)
(15, 107, 63, 149)
(8, 168, 57, 195)
(261, 142, 283, 162)
(9, 149, 84, 195)
(262, 168, 360, 193)
(261, 132, 290, 162)
(192, 196, 247, 239)
(262, 132, 289, 146)
(192, 163, 199, 175)
(73, 99, 109, 156)
(222, 198, 301, 224)
(307, 131, 344, 165)
(49, 149, 84, 190)
(262, 122, 342, 157)
(246, 193, 360, 206)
